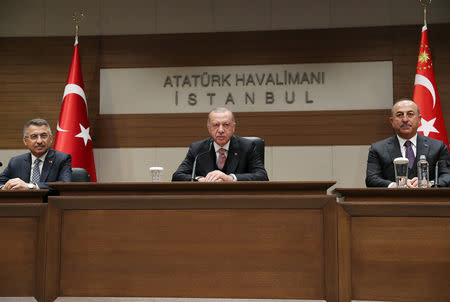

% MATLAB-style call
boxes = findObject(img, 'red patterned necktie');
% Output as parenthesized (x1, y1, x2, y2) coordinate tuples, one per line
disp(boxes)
(217, 148, 227, 170)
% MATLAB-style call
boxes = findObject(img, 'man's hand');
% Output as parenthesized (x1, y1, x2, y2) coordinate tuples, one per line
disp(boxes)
(198, 170, 234, 182)
(407, 177, 419, 188)
(1, 178, 30, 190)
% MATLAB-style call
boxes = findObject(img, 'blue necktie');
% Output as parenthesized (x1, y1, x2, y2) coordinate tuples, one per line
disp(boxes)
(404, 141, 415, 169)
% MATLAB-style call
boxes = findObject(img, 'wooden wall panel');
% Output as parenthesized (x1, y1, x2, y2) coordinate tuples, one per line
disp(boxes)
(95, 110, 393, 147)
(1, 24, 449, 148)
(0, 37, 100, 148)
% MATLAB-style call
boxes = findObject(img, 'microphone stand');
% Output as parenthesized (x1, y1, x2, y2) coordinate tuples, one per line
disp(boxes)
(434, 159, 450, 187)
(191, 139, 213, 181)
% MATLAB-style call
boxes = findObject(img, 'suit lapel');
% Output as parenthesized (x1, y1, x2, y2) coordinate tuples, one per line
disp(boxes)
(22, 153, 32, 182)
(197, 143, 215, 174)
(416, 134, 430, 159)
(386, 135, 402, 163)
(40, 149, 55, 181)
(225, 137, 240, 174)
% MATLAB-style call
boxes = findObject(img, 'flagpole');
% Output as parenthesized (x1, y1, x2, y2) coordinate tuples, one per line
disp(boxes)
(418, 0, 431, 27)
(54, 9, 97, 181)
(72, 11, 84, 44)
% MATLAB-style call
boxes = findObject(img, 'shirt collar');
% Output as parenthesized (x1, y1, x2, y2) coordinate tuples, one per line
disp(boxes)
(31, 151, 48, 164)
(397, 134, 417, 148)
(214, 141, 230, 152)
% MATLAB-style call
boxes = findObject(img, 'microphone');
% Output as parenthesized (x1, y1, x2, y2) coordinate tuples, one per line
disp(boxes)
(191, 138, 213, 181)
(434, 159, 450, 187)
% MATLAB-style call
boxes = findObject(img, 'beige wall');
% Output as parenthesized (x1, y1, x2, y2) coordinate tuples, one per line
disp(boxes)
(1, 0, 449, 37)
(0, 145, 369, 187)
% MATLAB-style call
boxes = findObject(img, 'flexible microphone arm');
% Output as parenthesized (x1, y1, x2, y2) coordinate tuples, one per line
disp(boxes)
(191, 139, 213, 182)
(435, 159, 450, 187)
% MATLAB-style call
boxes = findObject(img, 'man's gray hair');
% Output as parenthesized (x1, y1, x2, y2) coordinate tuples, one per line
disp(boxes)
(207, 107, 235, 124)
(23, 118, 52, 136)
(391, 98, 421, 116)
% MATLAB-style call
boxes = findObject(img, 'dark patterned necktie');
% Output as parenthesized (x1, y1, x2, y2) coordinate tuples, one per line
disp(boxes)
(31, 158, 41, 184)
(404, 141, 415, 169)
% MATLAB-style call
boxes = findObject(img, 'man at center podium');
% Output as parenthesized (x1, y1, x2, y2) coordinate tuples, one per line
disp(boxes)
(172, 107, 269, 182)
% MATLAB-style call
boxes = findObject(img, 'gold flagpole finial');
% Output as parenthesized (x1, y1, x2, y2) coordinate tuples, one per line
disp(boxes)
(418, 0, 431, 27)
(72, 11, 84, 43)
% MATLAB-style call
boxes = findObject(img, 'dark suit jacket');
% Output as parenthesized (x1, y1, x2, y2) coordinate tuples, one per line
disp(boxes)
(366, 134, 450, 187)
(172, 135, 268, 181)
(0, 149, 72, 189)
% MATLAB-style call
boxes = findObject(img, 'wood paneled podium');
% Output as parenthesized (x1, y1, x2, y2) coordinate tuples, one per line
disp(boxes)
(0, 190, 48, 301)
(335, 188, 450, 302)
(1, 182, 338, 302)
(2, 184, 450, 302)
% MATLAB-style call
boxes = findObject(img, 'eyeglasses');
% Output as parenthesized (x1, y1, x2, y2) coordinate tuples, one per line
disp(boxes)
(24, 133, 50, 141)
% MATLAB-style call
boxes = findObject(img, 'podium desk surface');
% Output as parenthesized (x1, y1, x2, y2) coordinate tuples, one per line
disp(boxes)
(334, 187, 450, 202)
(49, 181, 336, 196)
(0, 190, 49, 203)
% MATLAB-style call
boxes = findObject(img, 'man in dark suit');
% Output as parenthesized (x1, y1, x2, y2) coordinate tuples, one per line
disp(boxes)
(366, 99, 450, 187)
(0, 118, 72, 190)
(172, 107, 268, 182)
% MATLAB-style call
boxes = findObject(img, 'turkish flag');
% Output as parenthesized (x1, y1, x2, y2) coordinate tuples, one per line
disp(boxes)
(54, 38, 97, 181)
(413, 25, 449, 149)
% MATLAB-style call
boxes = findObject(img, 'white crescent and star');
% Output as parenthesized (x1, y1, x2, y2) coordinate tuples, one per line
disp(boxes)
(57, 83, 88, 134)
(414, 74, 436, 109)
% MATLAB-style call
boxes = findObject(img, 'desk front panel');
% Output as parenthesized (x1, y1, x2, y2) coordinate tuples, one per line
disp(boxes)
(46, 195, 337, 301)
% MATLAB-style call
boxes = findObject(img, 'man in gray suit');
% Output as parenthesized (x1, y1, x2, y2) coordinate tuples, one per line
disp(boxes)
(366, 99, 450, 188)
(0, 118, 72, 190)
(172, 107, 268, 182)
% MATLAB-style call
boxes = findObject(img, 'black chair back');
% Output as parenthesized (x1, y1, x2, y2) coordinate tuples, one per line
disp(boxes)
(71, 167, 91, 182)
(243, 136, 265, 164)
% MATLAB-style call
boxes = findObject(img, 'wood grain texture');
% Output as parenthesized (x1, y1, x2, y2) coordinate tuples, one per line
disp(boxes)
(47, 194, 335, 300)
(337, 190, 450, 302)
(0, 190, 49, 204)
(0, 217, 37, 296)
(323, 199, 338, 302)
(0, 203, 46, 298)
(351, 217, 450, 302)
(49, 181, 336, 196)
(337, 205, 352, 302)
(335, 187, 450, 202)
(0, 24, 449, 148)
(44, 201, 63, 302)
(94, 110, 393, 147)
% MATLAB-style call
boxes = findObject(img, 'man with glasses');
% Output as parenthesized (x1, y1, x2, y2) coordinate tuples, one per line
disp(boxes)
(366, 99, 450, 187)
(0, 118, 72, 190)
(172, 107, 268, 182)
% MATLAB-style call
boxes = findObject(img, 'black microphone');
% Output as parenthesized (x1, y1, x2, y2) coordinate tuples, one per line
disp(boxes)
(191, 138, 213, 181)
(435, 159, 450, 187)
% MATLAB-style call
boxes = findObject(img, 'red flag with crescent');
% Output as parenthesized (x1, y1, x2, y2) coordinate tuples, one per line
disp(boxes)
(413, 25, 449, 149)
(54, 38, 97, 181)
